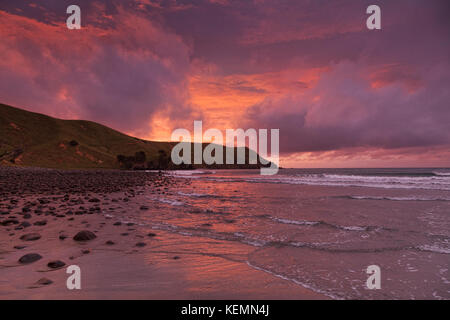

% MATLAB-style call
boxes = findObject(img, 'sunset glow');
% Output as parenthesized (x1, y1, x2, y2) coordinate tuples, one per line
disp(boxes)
(0, 0, 449, 167)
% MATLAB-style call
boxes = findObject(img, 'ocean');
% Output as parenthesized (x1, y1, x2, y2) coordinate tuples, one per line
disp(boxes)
(138, 168, 450, 299)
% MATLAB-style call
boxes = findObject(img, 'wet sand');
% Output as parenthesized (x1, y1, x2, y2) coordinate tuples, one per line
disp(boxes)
(0, 167, 325, 299)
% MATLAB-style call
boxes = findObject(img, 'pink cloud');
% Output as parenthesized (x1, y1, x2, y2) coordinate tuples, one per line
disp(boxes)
(0, 7, 194, 137)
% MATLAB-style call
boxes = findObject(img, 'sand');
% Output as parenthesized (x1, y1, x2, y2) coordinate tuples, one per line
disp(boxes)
(0, 167, 325, 299)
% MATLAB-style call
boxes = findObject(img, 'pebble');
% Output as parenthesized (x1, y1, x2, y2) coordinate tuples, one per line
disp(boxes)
(20, 233, 41, 241)
(19, 253, 42, 264)
(73, 230, 97, 241)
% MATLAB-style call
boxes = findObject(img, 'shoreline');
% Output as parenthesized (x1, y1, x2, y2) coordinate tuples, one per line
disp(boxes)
(0, 167, 326, 300)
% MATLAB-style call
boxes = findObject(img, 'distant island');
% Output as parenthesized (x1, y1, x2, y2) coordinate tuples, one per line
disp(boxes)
(0, 103, 270, 170)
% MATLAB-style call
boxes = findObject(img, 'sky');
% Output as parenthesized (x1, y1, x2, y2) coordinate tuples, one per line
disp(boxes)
(0, 0, 449, 167)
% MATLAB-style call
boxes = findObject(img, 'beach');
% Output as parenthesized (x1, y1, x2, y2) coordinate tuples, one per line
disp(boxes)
(0, 167, 324, 299)
(0, 167, 449, 299)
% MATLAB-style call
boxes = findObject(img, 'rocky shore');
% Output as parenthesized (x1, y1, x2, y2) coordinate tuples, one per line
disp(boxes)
(0, 166, 179, 294)
(0, 166, 324, 299)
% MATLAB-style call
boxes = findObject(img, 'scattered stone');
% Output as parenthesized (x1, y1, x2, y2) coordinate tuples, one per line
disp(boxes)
(14, 245, 26, 250)
(135, 242, 146, 247)
(147, 233, 157, 237)
(19, 221, 32, 228)
(47, 260, 66, 269)
(19, 253, 42, 264)
(140, 206, 149, 210)
(34, 220, 47, 226)
(59, 234, 68, 240)
(105, 240, 115, 245)
(20, 233, 41, 241)
(36, 278, 53, 285)
(82, 249, 90, 254)
(113, 222, 122, 226)
(73, 230, 97, 241)
(0, 219, 19, 226)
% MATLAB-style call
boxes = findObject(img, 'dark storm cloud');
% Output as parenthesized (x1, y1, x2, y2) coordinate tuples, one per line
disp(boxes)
(0, 0, 449, 159)
(0, 3, 193, 134)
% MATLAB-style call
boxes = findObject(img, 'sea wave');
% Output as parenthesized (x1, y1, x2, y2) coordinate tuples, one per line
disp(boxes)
(177, 191, 211, 198)
(343, 195, 450, 201)
(246, 261, 343, 300)
(269, 217, 388, 232)
(146, 196, 184, 206)
(197, 174, 450, 191)
(432, 171, 450, 176)
(169, 170, 216, 176)
(417, 245, 450, 254)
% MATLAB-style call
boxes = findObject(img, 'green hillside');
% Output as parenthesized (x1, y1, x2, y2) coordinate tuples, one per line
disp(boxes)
(0, 103, 268, 170)
(0, 103, 174, 169)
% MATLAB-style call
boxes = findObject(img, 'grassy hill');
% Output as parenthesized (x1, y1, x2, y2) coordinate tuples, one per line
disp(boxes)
(0, 103, 176, 169)
(0, 103, 266, 170)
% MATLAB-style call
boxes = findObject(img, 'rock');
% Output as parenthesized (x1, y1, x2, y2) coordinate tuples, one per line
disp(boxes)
(36, 278, 53, 285)
(82, 249, 90, 254)
(73, 230, 97, 241)
(0, 219, 19, 226)
(59, 234, 68, 240)
(88, 198, 100, 203)
(140, 206, 149, 210)
(105, 240, 115, 245)
(34, 220, 47, 226)
(173, 256, 180, 260)
(113, 222, 122, 226)
(20, 233, 41, 241)
(147, 233, 157, 237)
(19, 221, 32, 228)
(126, 222, 134, 226)
(14, 245, 26, 250)
(135, 242, 146, 247)
(69, 140, 79, 147)
(23, 214, 32, 219)
(47, 260, 66, 269)
(19, 253, 42, 264)
(120, 233, 129, 236)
